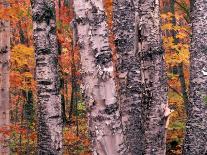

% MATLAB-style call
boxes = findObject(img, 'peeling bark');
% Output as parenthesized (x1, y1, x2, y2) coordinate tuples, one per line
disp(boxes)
(0, 1, 10, 154)
(183, 0, 207, 154)
(30, 0, 63, 154)
(73, 0, 124, 154)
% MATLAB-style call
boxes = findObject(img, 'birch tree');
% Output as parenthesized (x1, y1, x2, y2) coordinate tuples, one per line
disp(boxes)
(183, 0, 207, 154)
(73, 0, 124, 154)
(30, 0, 62, 154)
(113, 0, 168, 154)
(0, 0, 10, 154)
(113, 1, 143, 154)
(136, 0, 168, 154)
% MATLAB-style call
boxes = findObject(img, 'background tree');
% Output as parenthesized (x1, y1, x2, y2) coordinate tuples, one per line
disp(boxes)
(161, 0, 191, 153)
(183, 0, 207, 154)
(170, 0, 189, 111)
(30, 0, 62, 154)
(0, 0, 10, 154)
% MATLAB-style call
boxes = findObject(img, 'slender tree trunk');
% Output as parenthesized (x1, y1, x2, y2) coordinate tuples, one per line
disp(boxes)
(61, 94, 67, 124)
(113, 1, 143, 154)
(183, 0, 207, 154)
(19, 21, 28, 45)
(71, 39, 79, 136)
(170, 0, 177, 41)
(170, 0, 189, 110)
(68, 81, 74, 124)
(30, 0, 63, 154)
(74, 1, 124, 154)
(68, 39, 76, 125)
(19, 103, 23, 154)
(178, 63, 189, 111)
(0, 1, 10, 154)
(24, 90, 33, 155)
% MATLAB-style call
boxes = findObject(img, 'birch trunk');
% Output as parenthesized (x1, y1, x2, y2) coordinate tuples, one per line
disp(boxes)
(183, 0, 207, 154)
(137, 0, 168, 154)
(0, 0, 10, 154)
(114, 0, 168, 154)
(74, 0, 124, 154)
(30, 0, 62, 154)
(113, 1, 143, 154)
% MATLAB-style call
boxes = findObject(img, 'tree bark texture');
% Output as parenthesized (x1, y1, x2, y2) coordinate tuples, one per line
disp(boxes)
(113, 1, 143, 154)
(137, 0, 168, 154)
(30, 0, 63, 154)
(74, 0, 124, 154)
(183, 0, 207, 154)
(113, 0, 168, 154)
(0, 18, 10, 155)
(0, 0, 10, 154)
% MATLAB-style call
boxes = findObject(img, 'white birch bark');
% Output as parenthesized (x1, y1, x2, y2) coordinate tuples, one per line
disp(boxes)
(30, 0, 63, 154)
(74, 1, 124, 154)
(0, 1, 10, 154)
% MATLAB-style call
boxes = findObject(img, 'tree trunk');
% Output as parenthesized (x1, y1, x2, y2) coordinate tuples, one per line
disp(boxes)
(0, 1, 10, 154)
(68, 37, 77, 125)
(113, 0, 168, 154)
(113, 1, 143, 154)
(61, 94, 67, 124)
(183, 0, 207, 154)
(68, 81, 74, 124)
(170, 0, 189, 110)
(30, 0, 63, 154)
(137, 0, 168, 154)
(73, 0, 124, 154)
(178, 63, 189, 112)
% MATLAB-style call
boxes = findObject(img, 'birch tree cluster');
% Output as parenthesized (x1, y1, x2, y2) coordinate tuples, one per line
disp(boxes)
(0, 0, 206, 155)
